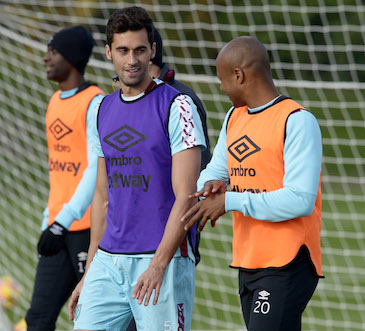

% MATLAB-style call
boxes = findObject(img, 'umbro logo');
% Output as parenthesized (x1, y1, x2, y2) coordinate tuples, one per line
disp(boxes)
(77, 252, 88, 262)
(228, 135, 260, 162)
(49, 223, 64, 236)
(49, 118, 72, 140)
(258, 290, 270, 300)
(103, 125, 147, 153)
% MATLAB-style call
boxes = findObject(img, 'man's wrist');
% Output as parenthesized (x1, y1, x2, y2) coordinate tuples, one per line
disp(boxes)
(149, 254, 169, 271)
(225, 191, 244, 213)
(55, 207, 75, 230)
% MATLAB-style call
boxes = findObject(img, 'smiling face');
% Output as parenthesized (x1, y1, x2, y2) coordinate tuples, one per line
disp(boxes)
(216, 36, 279, 109)
(106, 29, 156, 97)
(216, 52, 245, 108)
(43, 46, 72, 83)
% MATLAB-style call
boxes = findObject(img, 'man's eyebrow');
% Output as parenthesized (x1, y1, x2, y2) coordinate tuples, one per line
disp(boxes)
(115, 45, 148, 50)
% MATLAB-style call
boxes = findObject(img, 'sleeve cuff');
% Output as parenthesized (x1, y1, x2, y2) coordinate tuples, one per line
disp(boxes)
(55, 207, 75, 230)
(225, 191, 246, 213)
(41, 207, 49, 231)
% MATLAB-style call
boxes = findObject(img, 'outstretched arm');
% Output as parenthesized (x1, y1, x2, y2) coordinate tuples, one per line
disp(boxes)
(183, 110, 322, 231)
(132, 146, 201, 306)
(180, 109, 232, 231)
(224, 110, 322, 221)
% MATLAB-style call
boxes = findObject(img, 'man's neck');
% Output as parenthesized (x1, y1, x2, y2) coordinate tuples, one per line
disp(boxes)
(58, 73, 85, 91)
(121, 79, 160, 100)
(122, 77, 153, 98)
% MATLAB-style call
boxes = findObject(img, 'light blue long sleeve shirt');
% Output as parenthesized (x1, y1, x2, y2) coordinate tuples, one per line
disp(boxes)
(42, 88, 105, 230)
(198, 96, 322, 222)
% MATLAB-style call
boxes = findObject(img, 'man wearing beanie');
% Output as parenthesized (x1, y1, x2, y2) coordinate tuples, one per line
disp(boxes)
(25, 25, 105, 331)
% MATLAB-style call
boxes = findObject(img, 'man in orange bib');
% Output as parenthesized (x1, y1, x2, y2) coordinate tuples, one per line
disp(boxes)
(183, 36, 323, 331)
(25, 26, 105, 331)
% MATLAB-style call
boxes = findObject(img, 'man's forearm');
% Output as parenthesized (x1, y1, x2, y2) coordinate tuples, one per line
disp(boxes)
(150, 196, 195, 269)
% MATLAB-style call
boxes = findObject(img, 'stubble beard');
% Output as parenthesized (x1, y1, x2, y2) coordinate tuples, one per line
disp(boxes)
(118, 65, 150, 88)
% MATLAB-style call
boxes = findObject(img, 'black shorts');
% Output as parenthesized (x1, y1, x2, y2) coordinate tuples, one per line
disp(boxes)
(26, 229, 90, 331)
(238, 246, 319, 331)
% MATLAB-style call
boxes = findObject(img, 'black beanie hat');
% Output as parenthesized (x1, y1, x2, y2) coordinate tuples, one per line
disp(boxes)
(48, 25, 94, 74)
(151, 28, 164, 68)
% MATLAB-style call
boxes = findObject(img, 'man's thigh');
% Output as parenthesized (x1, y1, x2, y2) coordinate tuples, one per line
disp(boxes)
(74, 250, 133, 331)
(239, 255, 318, 331)
(66, 229, 90, 282)
(74, 251, 195, 331)
(131, 256, 195, 331)
(26, 250, 76, 331)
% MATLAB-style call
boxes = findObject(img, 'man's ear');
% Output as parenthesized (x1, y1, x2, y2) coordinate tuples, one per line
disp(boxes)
(105, 44, 112, 61)
(234, 68, 244, 84)
(150, 41, 156, 61)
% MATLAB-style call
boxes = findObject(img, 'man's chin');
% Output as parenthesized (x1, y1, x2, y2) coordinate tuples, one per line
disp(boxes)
(121, 79, 143, 88)
(46, 72, 55, 80)
(46, 74, 61, 83)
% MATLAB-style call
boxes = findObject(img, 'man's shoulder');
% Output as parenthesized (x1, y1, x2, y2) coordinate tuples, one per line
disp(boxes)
(169, 80, 205, 111)
(150, 80, 182, 100)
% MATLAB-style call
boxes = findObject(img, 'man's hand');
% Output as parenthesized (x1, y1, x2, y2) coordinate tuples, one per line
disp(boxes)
(132, 264, 166, 306)
(188, 180, 227, 199)
(68, 278, 84, 320)
(182, 191, 226, 232)
(37, 222, 67, 256)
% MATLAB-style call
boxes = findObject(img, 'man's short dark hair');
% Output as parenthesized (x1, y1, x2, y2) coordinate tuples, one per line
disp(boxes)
(106, 6, 154, 47)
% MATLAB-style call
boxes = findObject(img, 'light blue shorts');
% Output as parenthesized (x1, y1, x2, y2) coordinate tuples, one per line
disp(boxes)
(74, 249, 195, 331)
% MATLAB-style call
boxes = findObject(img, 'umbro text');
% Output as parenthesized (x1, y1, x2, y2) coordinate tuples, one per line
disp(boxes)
(54, 143, 71, 152)
(107, 155, 142, 166)
(230, 166, 256, 177)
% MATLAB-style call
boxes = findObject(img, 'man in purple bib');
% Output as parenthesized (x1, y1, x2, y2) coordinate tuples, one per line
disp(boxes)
(68, 6, 206, 331)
